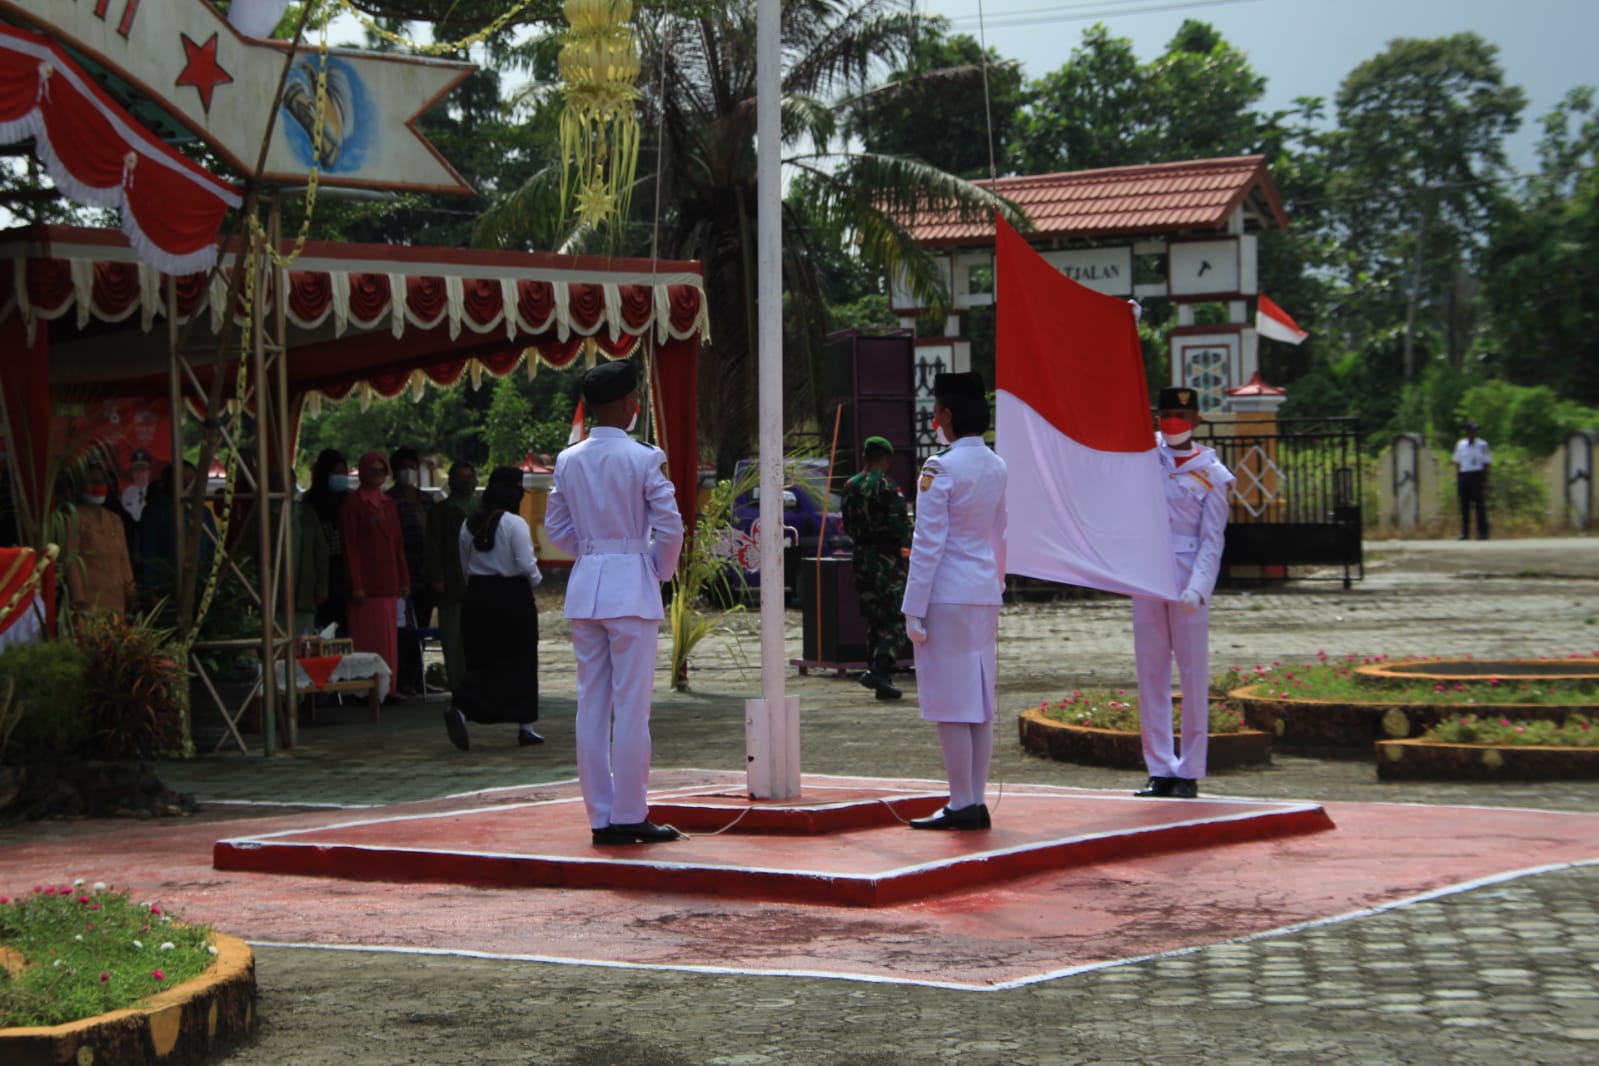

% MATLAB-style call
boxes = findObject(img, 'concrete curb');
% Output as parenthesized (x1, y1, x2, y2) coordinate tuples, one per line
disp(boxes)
(0, 933, 257, 1066)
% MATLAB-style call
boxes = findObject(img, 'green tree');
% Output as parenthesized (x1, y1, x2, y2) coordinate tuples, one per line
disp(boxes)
(1479, 87, 1599, 405)
(479, 0, 1019, 473)
(1329, 33, 1525, 380)
(483, 376, 535, 469)
(847, 17, 1025, 181)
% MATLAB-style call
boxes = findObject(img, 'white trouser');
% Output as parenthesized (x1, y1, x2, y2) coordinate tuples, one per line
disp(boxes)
(572, 616, 659, 828)
(1131, 593, 1211, 780)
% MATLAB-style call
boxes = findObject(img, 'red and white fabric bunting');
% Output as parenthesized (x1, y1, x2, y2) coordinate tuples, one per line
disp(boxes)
(0, 25, 241, 275)
(1255, 294, 1308, 346)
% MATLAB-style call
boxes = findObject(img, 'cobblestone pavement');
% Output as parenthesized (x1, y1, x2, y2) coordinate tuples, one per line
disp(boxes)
(16, 538, 1599, 1062)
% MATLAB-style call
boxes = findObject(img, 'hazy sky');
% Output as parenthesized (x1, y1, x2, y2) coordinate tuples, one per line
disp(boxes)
(923, 0, 1597, 172)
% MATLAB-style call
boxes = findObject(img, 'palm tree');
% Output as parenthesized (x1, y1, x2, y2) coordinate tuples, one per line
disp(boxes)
(477, 0, 1020, 472)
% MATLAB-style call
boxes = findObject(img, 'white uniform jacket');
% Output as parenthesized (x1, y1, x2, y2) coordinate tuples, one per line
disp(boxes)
(901, 436, 1008, 618)
(544, 427, 685, 621)
(1157, 440, 1234, 602)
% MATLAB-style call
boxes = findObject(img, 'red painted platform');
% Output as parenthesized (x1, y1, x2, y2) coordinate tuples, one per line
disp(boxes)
(5, 774, 1599, 989)
(212, 784, 1335, 906)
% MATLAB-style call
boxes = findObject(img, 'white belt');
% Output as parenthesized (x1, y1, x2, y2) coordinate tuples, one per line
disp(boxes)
(580, 537, 650, 555)
(1171, 535, 1200, 553)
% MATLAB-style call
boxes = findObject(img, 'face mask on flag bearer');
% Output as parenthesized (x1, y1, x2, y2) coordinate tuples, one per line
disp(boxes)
(1159, 417, 1193, 447)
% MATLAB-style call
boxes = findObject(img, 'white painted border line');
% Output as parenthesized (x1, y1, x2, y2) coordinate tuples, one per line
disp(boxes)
(244, 858, 1599, 994)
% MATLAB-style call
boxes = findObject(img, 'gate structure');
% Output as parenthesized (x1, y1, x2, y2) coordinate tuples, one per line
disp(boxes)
(1195, 417, 1364, 588)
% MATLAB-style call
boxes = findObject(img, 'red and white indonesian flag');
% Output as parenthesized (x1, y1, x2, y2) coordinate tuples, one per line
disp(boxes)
(1255, 294, 1308, 345)
(994, 215, 1180, 600)
(567, 400, 587, 446)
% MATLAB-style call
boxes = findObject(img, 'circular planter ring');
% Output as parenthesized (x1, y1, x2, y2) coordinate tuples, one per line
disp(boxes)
(1017, 708, 1272, 771)
(0, 933, 257, 1066)
(1355, 656, 1599, 684)
(1376, 739, 1599, 781)
(1229, 685, 1593, 758)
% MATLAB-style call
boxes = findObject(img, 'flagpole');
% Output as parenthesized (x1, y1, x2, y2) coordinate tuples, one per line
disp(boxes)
(746, 0, 799, 799)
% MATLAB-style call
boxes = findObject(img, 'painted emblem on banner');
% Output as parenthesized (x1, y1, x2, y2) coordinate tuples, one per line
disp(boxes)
(3, 0, 474, 194)
(280, 55, 373, 173)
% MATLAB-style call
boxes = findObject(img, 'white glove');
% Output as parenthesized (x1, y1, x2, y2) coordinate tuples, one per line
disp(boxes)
(1128, 299, 1143, 323)
(529, 565, 543, 589)
(1180, 588, 1202, 614)
(904, 615, 927, 645)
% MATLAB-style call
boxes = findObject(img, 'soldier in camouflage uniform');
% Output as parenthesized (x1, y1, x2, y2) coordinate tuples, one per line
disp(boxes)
(840, 436, 912, 700)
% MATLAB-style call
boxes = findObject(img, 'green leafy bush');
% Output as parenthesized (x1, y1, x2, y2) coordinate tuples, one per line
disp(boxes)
(0, 640, 92, 757)
(69, 611, 187, 760)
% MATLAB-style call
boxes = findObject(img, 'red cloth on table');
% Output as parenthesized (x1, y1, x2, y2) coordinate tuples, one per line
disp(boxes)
(296, 656, 342, 690)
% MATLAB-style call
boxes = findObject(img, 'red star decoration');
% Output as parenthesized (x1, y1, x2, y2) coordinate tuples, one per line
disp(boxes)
(175, 32, 233, 114)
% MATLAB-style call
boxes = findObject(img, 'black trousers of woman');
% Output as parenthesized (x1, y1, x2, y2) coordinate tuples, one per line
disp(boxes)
(454, 574, 538, 724)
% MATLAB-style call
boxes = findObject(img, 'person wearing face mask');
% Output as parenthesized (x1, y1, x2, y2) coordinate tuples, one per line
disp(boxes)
(900, 372, 1008, 831)
(339, 451, 410, 697)
(544, 359, 685, 845)
(1132, 386, 1236, 800)
(387, 446, 432, 697)
(424, 461, 477, 692)
(302, 449, 352, 634)
(64, 466, 137, 617)
(443, 466, 544, 750)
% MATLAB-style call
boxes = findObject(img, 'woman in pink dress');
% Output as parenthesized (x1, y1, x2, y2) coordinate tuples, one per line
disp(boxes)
(338, 450, 410, 698)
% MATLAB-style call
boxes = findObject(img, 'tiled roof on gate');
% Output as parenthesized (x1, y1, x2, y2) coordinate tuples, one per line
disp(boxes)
(905, 155, 1288, 246)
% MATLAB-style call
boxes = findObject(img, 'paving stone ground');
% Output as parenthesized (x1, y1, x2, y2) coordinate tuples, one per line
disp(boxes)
(14, 537, 1599, 1063)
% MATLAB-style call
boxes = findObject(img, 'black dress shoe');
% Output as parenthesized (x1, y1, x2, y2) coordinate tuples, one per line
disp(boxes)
(1134, 776, 1175, 797)
(1171, 778, 1199, 799)
(909, 804, 986, 830)
(860, 670, 902, 700)
(383, 692, 407, 706)
(592, 820, 684, 845)
(442, 708, 469, 752)
(517, 728, 545, 746)
(976, 803, 992, 829)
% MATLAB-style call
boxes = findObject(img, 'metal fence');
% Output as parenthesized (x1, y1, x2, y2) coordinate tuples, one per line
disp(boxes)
(1194, 417, 1365, 587)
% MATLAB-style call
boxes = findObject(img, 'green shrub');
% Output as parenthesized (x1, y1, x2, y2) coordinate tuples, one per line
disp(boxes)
(0, 640, 93, 758)
(69, 611, 187, 760)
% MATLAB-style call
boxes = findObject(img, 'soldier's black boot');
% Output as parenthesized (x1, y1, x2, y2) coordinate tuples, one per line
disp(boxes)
(860, 670, 902, 700)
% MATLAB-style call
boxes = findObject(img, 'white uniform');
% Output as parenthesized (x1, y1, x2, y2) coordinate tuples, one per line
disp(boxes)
(901, 437, 1008, 724)
(544, 426, 684, 830)
(1133, 439, 1234, 781)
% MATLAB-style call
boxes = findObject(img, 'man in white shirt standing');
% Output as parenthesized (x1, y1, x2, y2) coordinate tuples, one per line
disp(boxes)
(121, 449, 153, 522)
(544, 360, 685, 845)
(1451, 421, 1491, 541)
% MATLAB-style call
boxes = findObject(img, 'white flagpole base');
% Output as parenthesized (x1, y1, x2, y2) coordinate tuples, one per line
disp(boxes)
(745, 696, 801, 800)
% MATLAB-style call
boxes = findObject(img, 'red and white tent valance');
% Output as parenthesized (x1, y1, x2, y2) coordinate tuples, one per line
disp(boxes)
(0, 226, 708, 407)
(0, 25, 241, 276)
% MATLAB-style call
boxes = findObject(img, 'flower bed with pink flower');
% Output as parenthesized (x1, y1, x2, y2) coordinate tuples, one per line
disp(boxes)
(0, 881, 214, 1028)
(1226, 652, 1599, 758)
(1018, 689, 1271, 771)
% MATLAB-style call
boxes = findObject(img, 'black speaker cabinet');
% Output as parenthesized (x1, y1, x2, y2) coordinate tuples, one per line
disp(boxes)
(823, 328, 917, 490)
(799, 556, 869, 665)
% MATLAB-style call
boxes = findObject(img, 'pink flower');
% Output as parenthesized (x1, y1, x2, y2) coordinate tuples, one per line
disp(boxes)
(1515, 726, 1526, 734)
(1435, 684, 1446, 692)
(1489, 678, 1501, 686)
(78, 896, 91, 904)
(44, 886, 56, 895)
(1272, 660, 1281, 666)
(89, 904, 100, 911)
(0, 896, 8, 904)
(1500, 718, 1512, 727)
(32, 885, 42, 893)
(99, 971, 110, 983)
(151, 969, 165, 982)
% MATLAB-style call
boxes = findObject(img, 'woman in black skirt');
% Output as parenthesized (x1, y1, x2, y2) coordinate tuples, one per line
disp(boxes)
(443, 466, 543, 750)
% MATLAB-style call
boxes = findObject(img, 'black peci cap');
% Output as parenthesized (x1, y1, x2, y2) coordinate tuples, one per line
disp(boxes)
(933, 371, 984, 399)
(1157, 386, 1200, 413)
(581, 359, 638, 406)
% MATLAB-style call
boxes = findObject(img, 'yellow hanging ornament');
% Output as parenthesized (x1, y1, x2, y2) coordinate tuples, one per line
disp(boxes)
(558, 0, 642, 229)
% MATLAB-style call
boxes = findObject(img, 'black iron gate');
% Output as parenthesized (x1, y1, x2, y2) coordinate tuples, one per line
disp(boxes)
(1194, 417, 1364, 588)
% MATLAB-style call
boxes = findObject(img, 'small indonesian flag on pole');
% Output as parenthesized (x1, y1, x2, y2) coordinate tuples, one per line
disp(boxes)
(1255, 294, 1308, 346)
(567, 400, 587, 446)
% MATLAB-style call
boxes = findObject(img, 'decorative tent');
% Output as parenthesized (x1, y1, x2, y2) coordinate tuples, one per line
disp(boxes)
(0, 225, 709, 525)
(0, 24, 241, 274)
